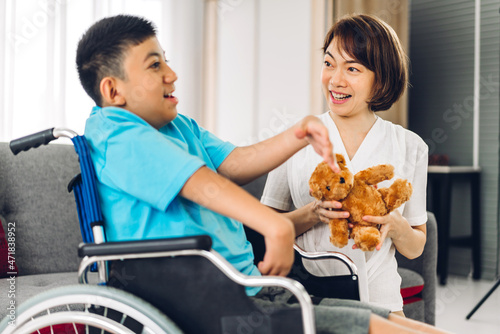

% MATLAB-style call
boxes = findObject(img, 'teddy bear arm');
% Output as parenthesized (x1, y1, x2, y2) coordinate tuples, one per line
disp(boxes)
(354, 164, 394, 185)
(379, 179, 413, 212)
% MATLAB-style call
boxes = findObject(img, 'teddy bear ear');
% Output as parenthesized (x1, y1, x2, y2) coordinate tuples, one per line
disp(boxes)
(336, 153, 346, 166)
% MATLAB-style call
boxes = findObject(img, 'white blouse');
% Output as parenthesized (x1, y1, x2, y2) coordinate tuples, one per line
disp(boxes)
(261, 112, 428, 311)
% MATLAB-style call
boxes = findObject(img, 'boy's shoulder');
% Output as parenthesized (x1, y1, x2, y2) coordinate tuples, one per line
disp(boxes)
(86, 106, 200, 140)
(94, 106, 196, 128)
(89, 106, 148, 125)
(86, 106, 154, 146)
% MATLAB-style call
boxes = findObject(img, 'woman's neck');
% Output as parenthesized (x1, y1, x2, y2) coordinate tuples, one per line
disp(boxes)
(329, 111, 377, 135)
(329, 111, 377, 160)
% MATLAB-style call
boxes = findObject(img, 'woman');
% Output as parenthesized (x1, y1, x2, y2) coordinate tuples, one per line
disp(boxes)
(261, 13, 428, 316)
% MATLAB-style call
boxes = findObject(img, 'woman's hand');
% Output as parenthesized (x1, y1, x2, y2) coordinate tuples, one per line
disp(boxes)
(358, 210, 412, 251)
(312, 199, 350, 224)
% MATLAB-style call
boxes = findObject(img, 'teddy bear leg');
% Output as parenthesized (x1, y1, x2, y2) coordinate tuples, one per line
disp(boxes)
(379, 179, 413, 212)
(329, 218, 349, 248)
(352, 225, 380, 252)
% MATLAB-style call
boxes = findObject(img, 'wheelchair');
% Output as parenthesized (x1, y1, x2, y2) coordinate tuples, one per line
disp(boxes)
(0, 128, 360, 334)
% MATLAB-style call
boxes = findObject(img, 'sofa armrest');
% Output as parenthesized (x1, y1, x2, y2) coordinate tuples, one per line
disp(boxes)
(396, 211, 437, 325)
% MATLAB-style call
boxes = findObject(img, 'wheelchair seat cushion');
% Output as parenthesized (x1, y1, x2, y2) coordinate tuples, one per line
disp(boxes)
(108, 256, 305, 334)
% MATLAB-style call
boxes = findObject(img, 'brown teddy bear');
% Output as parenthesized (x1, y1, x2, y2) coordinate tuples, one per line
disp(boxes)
(309, 154, 413, 251)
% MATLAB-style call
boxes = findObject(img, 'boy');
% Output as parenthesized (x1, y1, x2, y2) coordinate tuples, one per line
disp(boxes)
(77, 14, 336, 281)
(77, 14, 449, 334)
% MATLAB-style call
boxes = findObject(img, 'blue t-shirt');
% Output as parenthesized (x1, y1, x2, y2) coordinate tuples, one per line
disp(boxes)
(85, 106, 261, 294)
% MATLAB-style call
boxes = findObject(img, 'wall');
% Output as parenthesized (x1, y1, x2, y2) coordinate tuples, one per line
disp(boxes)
(0, 0, 205, 141)
(216, 0, 313, 145)
(480, 0, 500, 279)
(409, 0, 499, 279)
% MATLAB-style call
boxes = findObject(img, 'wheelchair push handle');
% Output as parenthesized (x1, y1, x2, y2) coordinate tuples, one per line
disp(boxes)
(10, 128, 56, 155)
(10, 127, 79, 155)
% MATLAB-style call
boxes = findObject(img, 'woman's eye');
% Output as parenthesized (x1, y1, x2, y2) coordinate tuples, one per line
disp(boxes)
(348, 67, 359, 72)
(151, 62, 161, 69)
(324, 60, 332, 67)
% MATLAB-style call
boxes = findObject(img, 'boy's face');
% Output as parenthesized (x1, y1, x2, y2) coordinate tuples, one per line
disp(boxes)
(111, 36, 178, 129)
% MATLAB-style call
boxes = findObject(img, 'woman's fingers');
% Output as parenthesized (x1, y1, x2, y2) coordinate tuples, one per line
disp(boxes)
(318, 209, 349, 222)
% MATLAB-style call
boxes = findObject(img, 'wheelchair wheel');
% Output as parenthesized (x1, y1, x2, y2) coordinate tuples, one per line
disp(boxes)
(0, 284, 183, 334)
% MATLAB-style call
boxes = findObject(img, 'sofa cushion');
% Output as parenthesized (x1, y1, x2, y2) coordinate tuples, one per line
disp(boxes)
(0, 143, 81, 276)
(402, 298, 425, 319)
(0, 272, 76, 319)
(398, 267, 424, 303)
(0, 216, 18, 277)
(0, 271, 101, 320)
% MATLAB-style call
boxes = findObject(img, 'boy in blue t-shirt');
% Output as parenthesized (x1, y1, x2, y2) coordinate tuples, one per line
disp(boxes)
(76, 14, 447, 334)
(77, 14, 337, 283)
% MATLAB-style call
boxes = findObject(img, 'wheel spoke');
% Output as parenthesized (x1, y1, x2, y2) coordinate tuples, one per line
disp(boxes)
(0, 285, 182, 334)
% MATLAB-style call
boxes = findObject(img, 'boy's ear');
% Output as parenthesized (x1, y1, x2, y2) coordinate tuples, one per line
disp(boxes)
(100, 77, 126, 106)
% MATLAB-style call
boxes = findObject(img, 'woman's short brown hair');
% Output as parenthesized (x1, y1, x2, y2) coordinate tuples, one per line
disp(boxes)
(323, 14, 409, 112)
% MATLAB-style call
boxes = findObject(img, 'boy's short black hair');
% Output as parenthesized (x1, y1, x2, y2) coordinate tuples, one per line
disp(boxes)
(76, 15, 157, 106)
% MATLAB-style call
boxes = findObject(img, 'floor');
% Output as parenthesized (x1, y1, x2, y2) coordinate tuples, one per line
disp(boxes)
(435, 275, 500, 334)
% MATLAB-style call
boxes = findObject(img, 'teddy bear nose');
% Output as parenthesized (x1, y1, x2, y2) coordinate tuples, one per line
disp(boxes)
(340, 177, 345, 184)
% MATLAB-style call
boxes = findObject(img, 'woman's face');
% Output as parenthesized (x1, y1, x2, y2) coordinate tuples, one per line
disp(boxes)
(321, 38, 375, 118)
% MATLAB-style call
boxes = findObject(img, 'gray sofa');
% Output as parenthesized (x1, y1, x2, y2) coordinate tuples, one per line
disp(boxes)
(0, 142, 437, 325)
(0, 143, 82, 322)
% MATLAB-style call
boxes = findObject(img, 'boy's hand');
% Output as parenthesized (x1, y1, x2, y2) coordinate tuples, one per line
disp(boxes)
(257, 218, 295, 276)
(295, 116, 340, 173)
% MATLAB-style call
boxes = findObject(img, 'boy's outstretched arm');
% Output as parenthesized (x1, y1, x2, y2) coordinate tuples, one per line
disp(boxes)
(218, 115, 339, 185)
(180, 165, 295, 276)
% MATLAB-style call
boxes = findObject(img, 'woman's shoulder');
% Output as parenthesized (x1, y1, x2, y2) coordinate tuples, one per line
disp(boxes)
(317, 111, 333, 123)
(377, 117, 427, 151)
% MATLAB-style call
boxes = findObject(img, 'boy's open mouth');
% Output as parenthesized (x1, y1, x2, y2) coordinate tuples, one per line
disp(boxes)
(164, 92, 179, 105)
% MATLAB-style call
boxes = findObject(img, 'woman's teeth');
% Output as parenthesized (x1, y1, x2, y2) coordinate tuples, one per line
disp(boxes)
(331, 92, 351, 100)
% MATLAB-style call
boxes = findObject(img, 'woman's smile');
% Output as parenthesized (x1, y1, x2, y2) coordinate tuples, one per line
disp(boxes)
(330, 90, 352, 104)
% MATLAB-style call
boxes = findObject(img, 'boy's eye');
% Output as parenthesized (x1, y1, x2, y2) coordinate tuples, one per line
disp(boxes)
(348, 67, 359, 72)
(150, 62, 161, 69)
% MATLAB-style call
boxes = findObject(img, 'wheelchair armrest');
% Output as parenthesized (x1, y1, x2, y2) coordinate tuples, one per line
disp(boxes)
(78, 235, 212, 257)
(293, 244, 358, 275)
